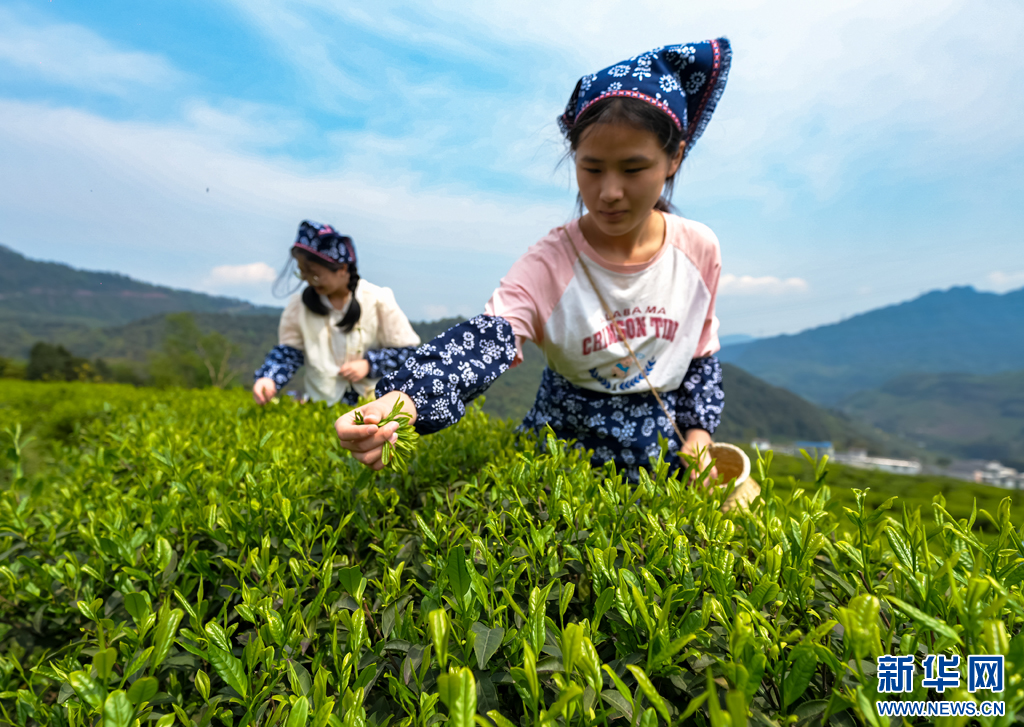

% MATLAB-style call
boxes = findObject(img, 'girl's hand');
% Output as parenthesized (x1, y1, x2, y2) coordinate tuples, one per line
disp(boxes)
(339, 359, 371, 382)
(681, 429, 718, 487)
(335, 391, 417, 470)
(253, 377, 278, 404)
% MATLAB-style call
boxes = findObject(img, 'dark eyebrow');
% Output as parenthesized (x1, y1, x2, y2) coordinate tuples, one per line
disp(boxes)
(580, 155, 654, 164)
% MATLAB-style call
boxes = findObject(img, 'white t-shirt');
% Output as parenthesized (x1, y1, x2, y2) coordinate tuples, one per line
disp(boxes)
(485, 212, 721, 394)
(278, 279, 420, 403)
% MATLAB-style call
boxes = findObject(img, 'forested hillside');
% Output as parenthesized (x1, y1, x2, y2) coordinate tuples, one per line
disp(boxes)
(839, 369, 1024, 469)
(0, 244, 279, 357)
(719, 285, 1024, 404)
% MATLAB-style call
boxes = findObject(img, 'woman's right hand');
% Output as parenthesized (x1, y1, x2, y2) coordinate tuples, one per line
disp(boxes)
(253, 377, 278, 404)
(335, 391, 417, 470)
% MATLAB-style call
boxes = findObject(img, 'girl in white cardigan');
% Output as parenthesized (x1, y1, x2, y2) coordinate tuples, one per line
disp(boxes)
(253, 221, 421, 405)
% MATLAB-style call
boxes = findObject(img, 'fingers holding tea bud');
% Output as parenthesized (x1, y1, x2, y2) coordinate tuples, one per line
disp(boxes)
(253, 377, 277, 405)
(334, 412, 397, 469)
(334, 391, 417, 470)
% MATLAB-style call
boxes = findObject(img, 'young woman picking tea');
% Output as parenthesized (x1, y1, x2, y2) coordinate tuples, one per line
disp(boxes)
(336, 41, 750, 495)
(253, 221, 421, 406)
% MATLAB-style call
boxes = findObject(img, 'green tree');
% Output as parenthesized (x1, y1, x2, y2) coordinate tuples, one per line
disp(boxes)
(149, 313, 243, 388)
(0, 356, 26, 379)
(25, 342, 101, 382)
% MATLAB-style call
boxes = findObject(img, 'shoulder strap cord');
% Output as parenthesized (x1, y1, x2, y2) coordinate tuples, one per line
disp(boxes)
(558, 226, 689, 452)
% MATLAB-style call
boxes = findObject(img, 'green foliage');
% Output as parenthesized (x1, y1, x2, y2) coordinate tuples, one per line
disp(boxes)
(25, 343, 102, 383)
(149, 313, 245, 389)
(0, 356, 27, 379)
(762, 450, 1024, 535)
(1, 381, 1023, 727)
(839, 369, 1024, 470)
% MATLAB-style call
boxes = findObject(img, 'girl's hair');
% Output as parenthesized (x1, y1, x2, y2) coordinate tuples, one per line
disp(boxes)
(566, 96, 684, 214)
(272, 248, 362, 333)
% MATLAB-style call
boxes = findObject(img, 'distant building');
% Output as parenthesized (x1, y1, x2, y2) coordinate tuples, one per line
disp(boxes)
(944, 459, 994, 482)
(750, 438, 772, 451)
(833, 450, 922, 475)
(975, 461, 1023, 490)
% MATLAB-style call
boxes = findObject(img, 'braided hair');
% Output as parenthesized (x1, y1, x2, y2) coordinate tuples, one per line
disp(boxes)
(293, 248, 362, 333)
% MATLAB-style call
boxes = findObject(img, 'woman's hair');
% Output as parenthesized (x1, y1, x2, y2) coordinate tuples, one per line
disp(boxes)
(272, 247, 361, 333)
(566, 96, 685, 214)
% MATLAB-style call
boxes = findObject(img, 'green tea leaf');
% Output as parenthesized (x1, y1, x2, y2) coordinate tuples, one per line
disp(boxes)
(195, 670, 211, 702)
(436, 667, 476, 727)
(886, 596, 961, 645)
(103, 690, 134, 727)
(68, 671, 104, 709)
(625, 664, 670, 723)
(559, 582, 575, 621)
(445, 549, 473, 610)
(600, 690, 633, 721)
(285, 696, 309, 727)
(126, 677, 157, 705)
(884, 528, 915, 572)
(784, 644, 817, 707)
(124, 591, 152, 625)
(94, 646, 117, 682)
(209, 643, 249, 699)
(470, 623, 504, 670)
(429, 609, 450, 669)
(266, 608, 286, 645)
(151, 607, 184, 669)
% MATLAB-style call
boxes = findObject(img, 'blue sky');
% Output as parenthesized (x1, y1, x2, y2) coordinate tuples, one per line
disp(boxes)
(1, 0, 1022, 337)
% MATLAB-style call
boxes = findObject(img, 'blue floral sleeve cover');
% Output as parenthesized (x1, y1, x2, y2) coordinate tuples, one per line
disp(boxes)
(364, 347, 418, 379)
(374, 314, 725, 476)
(255, 345, 305, 388)
(374, 315, 518, 434)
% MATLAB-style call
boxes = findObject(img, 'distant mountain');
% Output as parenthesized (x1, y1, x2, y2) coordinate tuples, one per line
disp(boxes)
(0, 244, 280, 357)
(839, 369, 1024, 470)
(718, 286, 1024, 405)
(719, 334, 756, 347)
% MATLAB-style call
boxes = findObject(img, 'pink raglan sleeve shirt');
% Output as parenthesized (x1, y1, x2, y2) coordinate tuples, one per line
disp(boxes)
(484, 228, 578, 367)
(678, 218, 722, 359)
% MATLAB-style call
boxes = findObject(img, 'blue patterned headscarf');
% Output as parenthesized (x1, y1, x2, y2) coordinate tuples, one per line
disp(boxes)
(292, 221, 356, 267)
(559, 39, 731, 158)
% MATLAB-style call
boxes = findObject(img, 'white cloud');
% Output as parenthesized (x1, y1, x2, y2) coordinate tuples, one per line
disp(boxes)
(719, 274, 809, 296)
(0, 98, 568, 319)
(234, 0, 1024, 204)
(0, 7, 179, 94)
(422, 304, 451, 320)
(984, 270, 1024, 293)
(207, 262, 278, 285)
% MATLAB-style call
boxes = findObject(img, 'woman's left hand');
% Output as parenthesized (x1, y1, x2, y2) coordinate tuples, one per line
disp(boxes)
(681, 428, 718, 487)
(339, 359, 370, 382)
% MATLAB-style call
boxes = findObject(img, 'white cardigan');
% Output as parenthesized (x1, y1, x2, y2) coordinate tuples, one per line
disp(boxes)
(279, 280, 420, 404)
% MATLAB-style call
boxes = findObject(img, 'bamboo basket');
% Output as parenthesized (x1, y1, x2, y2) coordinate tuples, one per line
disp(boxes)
(708, 442, 762, 512)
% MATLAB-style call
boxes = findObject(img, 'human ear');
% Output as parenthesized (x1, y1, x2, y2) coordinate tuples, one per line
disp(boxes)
(667, 143, 685, 177)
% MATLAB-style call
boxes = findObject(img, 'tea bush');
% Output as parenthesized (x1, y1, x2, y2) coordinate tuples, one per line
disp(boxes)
(1, 381, 1022, 727)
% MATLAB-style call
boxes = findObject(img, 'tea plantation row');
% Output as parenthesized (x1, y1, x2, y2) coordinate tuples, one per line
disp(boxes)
(1, 381, 1022, 727)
